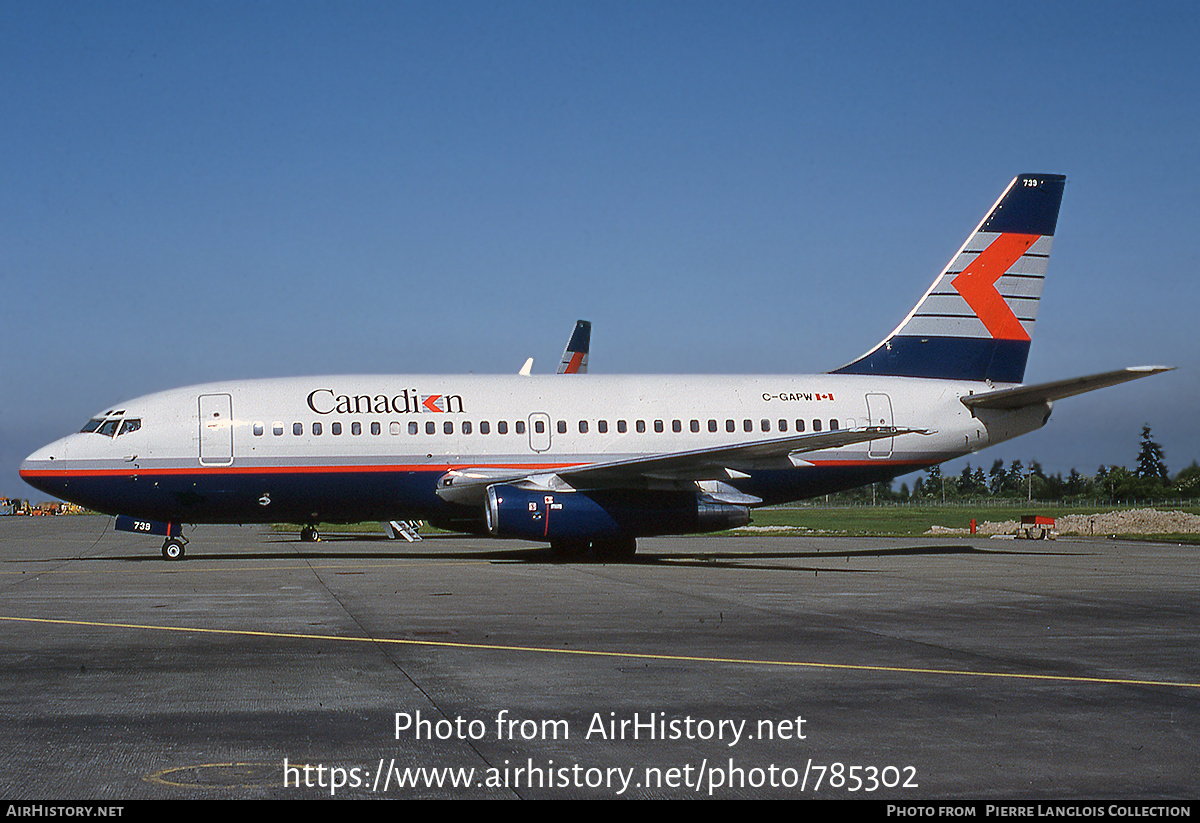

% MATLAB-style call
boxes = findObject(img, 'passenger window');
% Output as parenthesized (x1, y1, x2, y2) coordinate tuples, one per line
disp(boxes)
(498, 421, 508, 434)
(273, 422, 284, 436)
(332, 422, 342, 435)
(636, 420, 646, 433)
(743, 420, 753, 433)
(557, 420, 567, 434)
(796, 419, 805, 432)
(690, 420, 699, 433)
(313, 422, 322, 436)
(372, 422, 382, 435)
(778, 419, 787, 432)
(671, 420, 681, 433)
(654, 420, 664, 433)
(598, 420, 608, 434)
(443, 421, 453, 434)
(253, 423, 264, 436)
(709, 420, 718, 433)
(352, 422, 362, 435)
(579, 421, 588, 434)
(813, 419, 822, 432)
(516, 421, 526, 435)
(829, 419, 838, 430)
(293, 423, 303, 436)
(761, 419, 770, 432)
(726, 420, 735, 433)
(391, 421, 401, 435)
(480, 421, 490, 434)
(617, 420, 627, 433)
(462, 421, 472, 434)
(426, 421, 436, 435)
(408, 421, 418, 435)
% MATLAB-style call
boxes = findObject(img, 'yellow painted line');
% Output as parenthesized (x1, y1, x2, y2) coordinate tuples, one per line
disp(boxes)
(2, 614, 1197, 690)
(145, 762, 276, 789)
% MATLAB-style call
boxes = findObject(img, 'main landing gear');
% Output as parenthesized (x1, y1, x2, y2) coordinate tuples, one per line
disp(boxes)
(300, 525, 320, 542)
(162, 535, 188, 560)
(550, 536, 637, 562)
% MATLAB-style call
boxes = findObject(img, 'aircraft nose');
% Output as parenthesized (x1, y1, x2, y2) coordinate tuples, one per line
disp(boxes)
(19, 438, 71, 492)
(23, 438, 69, 466)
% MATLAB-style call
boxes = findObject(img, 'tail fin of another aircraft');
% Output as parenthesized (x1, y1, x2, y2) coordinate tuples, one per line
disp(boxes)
(558, 320, 591, 374)
(832, 173, 1066, 384)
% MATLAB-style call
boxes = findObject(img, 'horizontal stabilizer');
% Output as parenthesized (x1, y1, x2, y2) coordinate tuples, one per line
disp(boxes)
(961, 366, 1173, 410)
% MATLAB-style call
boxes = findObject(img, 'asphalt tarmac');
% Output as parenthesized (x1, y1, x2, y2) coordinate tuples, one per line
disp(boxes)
(1, 515, 1198, 799)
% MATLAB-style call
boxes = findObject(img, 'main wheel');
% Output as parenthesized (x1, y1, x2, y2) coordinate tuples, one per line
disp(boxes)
(300, 526, 319, 542)
(592, 537, 637, 562)
(549, 539, 588, 558)
(162, 538, 186, 561)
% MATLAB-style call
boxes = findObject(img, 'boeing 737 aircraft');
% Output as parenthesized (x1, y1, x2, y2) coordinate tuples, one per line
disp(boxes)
(20, 174, 1170, 560)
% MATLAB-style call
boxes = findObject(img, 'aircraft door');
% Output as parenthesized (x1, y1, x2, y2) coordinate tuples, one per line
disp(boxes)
(864, 393, 894, 459)
(528, 412, 551, 452)
(199, 393, 234, 465)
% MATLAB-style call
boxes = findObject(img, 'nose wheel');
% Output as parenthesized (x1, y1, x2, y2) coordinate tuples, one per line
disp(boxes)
(162, 536, 188, 560)
(300, 525, 320, 542)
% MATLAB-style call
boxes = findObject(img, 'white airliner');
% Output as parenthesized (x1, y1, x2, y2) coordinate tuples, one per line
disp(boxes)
(20, 174, 1170, 560)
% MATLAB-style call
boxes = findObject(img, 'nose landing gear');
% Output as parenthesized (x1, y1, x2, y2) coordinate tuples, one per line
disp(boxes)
(162, 535, 188, 560)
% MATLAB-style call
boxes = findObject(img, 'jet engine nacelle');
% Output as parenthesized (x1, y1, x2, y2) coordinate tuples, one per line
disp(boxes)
(484, 484, 749, 542)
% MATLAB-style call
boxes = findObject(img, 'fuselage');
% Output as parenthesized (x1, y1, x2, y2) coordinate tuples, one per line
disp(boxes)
(19, 373, 1050, 529)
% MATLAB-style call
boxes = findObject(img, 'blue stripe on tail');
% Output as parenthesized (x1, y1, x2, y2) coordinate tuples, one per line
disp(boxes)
(832, 336, 1031, 383)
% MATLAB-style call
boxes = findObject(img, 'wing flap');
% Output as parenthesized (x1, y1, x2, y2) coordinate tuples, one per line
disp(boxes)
(558, 426, 925, 486)
(435, 426, 926, 504)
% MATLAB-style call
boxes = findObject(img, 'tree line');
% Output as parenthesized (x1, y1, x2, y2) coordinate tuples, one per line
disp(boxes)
(837, 425, 1200, 503)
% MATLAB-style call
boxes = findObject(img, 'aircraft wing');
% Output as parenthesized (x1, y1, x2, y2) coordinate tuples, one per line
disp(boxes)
(436, 426, 926, 504)
(961, 366, 1172, 411)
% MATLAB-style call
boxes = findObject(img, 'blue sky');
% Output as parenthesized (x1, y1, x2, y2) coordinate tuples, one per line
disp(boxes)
(3, 1, 1198, 494)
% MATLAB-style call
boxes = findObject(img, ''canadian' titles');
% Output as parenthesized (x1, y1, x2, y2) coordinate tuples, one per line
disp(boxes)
(307, 389, 464, 415)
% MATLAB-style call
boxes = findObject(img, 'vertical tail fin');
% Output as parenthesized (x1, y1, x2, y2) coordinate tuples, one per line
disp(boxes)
(832, 173, 1066, 383)
(558, 319, 591, 374)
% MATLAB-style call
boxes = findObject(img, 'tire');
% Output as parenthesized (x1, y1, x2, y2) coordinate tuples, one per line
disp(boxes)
(162, 539, 185, 560)
(592, 537, 637, 562)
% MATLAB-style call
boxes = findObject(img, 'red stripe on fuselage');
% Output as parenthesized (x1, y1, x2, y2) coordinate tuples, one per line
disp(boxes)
(20, 457, 927, 480)
(19, 462, 585, 479)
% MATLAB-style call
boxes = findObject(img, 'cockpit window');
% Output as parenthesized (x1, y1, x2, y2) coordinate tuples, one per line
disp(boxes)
(87, 417, 142, 437)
